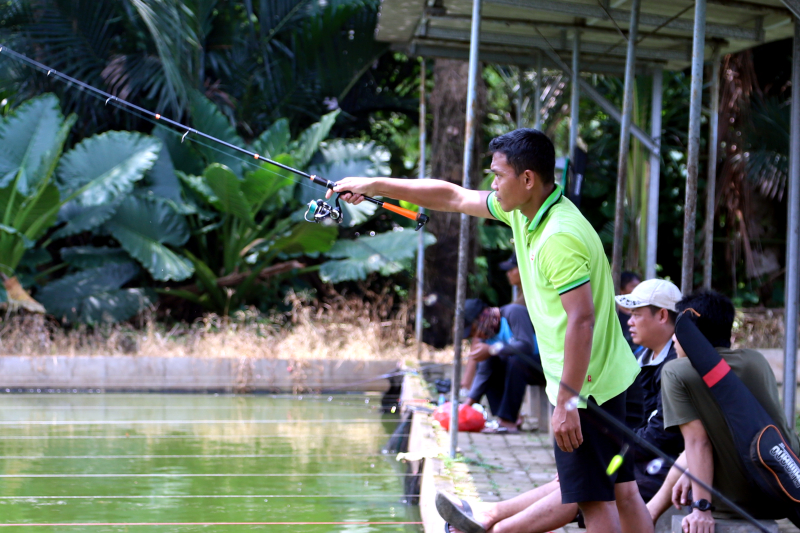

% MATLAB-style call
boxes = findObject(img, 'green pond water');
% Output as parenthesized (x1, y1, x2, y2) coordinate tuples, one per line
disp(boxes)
(0, 393, 422, 532)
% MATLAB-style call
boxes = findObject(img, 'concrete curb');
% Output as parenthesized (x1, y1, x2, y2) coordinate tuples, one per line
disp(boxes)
(401, 369, 479, 533)
(0, 356, 400, 392)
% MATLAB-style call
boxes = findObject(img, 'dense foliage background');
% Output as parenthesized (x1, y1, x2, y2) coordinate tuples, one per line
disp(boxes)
(0, 0, 794, 342)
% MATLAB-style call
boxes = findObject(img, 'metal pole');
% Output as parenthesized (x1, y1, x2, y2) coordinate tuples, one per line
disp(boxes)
(540, 47, 658, 153)
(416, 59, 427, 358)
(645, 67, 663, 280)
(568, 30, 580, 176)
(783, 18, 800, 425)
(534, 51, 542, 130)
(681, 0, 706, 294)
(611, 0, 641, 293)
(450, 0, 482, 459)
(703, 50, 721, 289)
(515, 66, 523, 130)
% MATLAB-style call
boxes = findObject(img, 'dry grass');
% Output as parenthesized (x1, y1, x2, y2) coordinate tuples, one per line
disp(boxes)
(0, 290, 453, 362)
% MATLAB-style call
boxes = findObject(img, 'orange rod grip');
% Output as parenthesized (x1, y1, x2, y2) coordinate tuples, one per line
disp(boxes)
(381, 202, 421, 221)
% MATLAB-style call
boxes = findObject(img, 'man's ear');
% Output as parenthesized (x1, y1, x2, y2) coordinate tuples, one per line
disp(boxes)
(522, 169, 537, 190)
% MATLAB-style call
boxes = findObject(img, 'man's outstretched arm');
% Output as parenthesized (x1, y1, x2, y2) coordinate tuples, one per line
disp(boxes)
(327, 177, 495, 219)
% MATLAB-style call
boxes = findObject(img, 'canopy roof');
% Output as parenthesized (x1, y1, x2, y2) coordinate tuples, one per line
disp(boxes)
(376, 0, 797, 74)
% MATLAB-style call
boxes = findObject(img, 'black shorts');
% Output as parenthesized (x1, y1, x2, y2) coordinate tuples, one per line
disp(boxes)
(554, 390, 635, 504)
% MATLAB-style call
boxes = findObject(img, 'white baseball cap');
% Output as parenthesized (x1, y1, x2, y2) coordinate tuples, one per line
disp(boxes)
(615, 279, 682, 312)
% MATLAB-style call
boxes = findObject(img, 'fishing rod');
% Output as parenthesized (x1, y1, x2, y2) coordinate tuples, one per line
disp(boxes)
(0, 45, 430, 231)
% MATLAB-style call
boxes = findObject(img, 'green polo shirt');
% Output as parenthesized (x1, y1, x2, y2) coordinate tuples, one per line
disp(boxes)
(487, 185, 639, 407)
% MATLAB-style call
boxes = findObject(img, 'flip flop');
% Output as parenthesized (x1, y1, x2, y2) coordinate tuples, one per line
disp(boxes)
(435, 490, 486, 533)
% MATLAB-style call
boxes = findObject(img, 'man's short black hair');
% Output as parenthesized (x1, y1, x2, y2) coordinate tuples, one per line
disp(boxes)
(621, 271, 641, 289)
(488, 129, 555, 184)
(676, 290, 735, 348)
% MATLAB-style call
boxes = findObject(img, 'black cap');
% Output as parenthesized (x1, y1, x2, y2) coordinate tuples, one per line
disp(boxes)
(462, 298, 487, 338)
(499, 252, 518, 271)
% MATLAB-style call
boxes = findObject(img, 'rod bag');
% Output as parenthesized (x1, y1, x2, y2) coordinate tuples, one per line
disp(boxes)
(674, 314, 800, 526)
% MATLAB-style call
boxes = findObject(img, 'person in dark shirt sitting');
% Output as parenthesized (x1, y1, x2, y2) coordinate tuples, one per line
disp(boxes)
(460, 298, 545, 434)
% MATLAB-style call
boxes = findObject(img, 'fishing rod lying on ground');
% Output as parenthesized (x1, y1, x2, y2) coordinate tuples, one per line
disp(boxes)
(0, 45, 430, 231)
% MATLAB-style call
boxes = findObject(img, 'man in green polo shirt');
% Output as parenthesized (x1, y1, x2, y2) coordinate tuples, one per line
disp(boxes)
(329, 129, 650, 533)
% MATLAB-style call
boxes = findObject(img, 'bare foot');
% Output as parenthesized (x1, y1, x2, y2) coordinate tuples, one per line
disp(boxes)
(445, 502, 497, 533)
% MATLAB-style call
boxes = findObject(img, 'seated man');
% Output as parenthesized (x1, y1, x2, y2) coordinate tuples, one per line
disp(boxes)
(499, 252, 525, 306)
(438, 279, 685, 533)
(460, 298, 545, 434)
(615, 279, 685, 501)
(662, 290, 800, 532)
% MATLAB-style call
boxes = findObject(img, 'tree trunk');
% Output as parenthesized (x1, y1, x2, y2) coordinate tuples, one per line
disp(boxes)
(422, 59, 485, 348)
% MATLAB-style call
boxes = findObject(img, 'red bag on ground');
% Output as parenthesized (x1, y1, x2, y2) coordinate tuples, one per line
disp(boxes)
(433, 402, 486, 432)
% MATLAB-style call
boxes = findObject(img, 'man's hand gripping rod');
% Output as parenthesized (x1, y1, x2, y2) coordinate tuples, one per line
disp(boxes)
(307, 175, 429, 231)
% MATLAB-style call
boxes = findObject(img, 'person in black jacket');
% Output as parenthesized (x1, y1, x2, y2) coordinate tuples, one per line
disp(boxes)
(460, 298, 545, 434)
(615, 279, 685, 502)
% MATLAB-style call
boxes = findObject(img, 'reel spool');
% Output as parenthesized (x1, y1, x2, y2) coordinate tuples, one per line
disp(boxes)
(305, 195, 343, 225)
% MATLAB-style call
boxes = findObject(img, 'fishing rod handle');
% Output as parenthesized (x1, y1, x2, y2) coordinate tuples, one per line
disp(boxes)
(381, 203, 430, 231)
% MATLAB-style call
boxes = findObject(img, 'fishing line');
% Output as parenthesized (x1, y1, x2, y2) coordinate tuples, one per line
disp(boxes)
(0, 454, 392, 459)
(0, 494, 421, 500)
(0, 522, 423, 527)
(0, 433, 410, 440)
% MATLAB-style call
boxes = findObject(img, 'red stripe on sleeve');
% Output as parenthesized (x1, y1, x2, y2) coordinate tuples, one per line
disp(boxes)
(703, 359, 731, 388)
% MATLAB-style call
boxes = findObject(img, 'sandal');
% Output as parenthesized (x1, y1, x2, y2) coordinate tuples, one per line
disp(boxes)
(435, 491, 486, 533)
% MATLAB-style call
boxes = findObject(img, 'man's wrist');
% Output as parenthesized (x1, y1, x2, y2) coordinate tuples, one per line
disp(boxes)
(690, 499, 715, 512)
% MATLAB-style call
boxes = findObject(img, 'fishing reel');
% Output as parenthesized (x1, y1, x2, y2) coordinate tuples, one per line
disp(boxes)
(304, 195, 344, 225)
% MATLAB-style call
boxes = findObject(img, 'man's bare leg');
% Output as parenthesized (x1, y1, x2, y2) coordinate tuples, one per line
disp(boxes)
(578, 500, 621, 533)
(489, 488, 578, 533)
(646, 454, 687, 524)
(448, 480, 575, 533)
(614, 481, 654, 533)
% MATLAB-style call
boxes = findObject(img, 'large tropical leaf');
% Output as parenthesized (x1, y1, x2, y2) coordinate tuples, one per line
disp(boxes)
(187, 91, 245, 177)
(52, 201, 121, 240)
(104, 197, 193, 281)
(251, 118, 291, 158)
(242, 154, 297, 211)
(203, 164, 253, 223)
(142, 144, 183, 204)
(37, 262, 153, 324)
(319, 229, 435, 283)
(153, 125, 206, 176)
(290, 110, 340, 168)
(56, 131, 161, 206)
(270, 221, 338, 256)
(14, 184, 60, 241)
(304, 139, 387, 225)
(60, 246, 132, 269)
(0, 94, 66, 194)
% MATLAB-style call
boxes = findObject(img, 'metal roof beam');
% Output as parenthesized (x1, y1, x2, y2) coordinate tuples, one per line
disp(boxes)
(485, 0, 765, 41)
(424, 26, 691, 62)
(538, 46, 659, 153)
(427, 13, 698, 45)
(405, 40, 665, 74)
